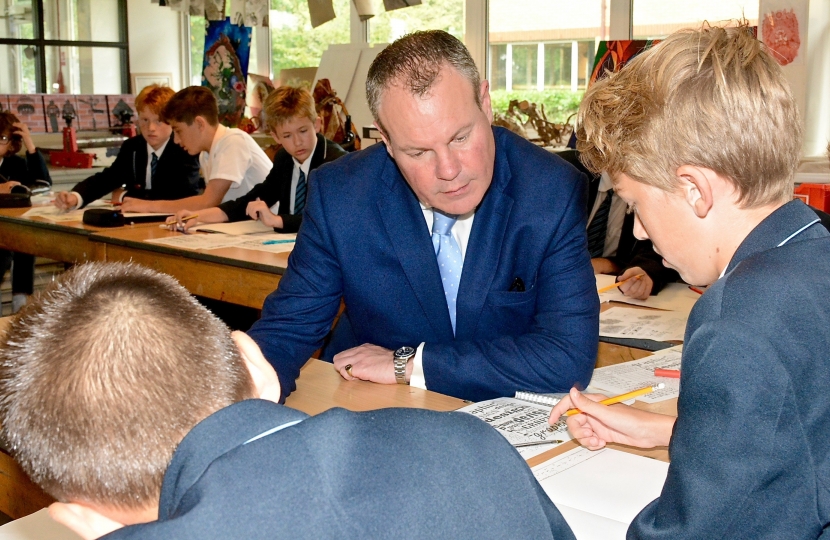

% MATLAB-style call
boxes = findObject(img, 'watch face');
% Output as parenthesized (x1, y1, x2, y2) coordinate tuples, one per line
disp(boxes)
(395, 346, 415, 358)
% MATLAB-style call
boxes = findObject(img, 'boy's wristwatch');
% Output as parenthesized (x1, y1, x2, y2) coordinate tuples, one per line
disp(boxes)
(393, 346, 416, 384)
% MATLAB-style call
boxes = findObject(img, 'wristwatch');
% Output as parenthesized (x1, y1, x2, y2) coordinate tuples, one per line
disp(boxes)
(393, 346, 416, 385)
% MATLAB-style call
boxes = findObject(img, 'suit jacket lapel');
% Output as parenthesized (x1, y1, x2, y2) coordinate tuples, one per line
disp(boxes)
(456, 152, 513, 338)
(376, 160, 454, 340)
(310, 133, 326, 169)
(134, 142, 148, 189)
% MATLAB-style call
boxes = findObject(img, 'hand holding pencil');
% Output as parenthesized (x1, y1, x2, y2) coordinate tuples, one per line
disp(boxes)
(548, 386, 676, 451)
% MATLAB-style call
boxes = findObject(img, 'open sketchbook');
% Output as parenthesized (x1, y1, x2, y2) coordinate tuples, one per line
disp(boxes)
(532, 447, 669, 540)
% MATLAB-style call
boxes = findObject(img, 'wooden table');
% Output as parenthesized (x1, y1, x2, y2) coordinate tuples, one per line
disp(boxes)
(0, 208, 106, 264)
(0, 209, 290, 309)
(89, 227, 289, 309)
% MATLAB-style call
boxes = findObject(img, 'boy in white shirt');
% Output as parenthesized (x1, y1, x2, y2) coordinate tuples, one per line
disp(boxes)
(121, 86, 272, 213)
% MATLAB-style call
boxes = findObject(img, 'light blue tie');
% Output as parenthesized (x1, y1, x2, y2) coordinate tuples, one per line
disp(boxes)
(432, 211, 463, 334)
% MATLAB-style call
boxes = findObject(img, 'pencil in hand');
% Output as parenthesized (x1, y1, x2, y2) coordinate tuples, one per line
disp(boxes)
(559, 383, 665, 419)
(597, 273, 644, 294)
(164, 214, 199, 232)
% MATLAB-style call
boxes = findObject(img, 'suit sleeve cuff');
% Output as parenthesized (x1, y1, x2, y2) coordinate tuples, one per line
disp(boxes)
(409, 342, 427, 389)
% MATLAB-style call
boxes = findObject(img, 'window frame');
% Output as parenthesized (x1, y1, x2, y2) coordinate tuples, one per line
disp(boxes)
(0, 0, 130, 93)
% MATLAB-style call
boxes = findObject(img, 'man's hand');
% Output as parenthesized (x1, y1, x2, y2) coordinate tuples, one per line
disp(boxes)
(0, 181, 21, 194)
(246, 198, 284, 229)
(120, 197, 149, 213)
(333, 344, 404, 384)
(617, 266, 653, 299)
(549, 387, 675, 450)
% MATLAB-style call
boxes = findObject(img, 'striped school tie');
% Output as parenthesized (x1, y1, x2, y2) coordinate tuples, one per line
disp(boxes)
(294, 169, 306, 214)
(432, 210, 463, 334)
(150, 152, 159, 187)
(587, 190, 613, 258)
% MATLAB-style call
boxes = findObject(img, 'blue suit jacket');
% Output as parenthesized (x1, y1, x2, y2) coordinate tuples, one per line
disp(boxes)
(107, 400, 576, 539)
(629, 200, 830, 538)
(249, 127, 599, 401)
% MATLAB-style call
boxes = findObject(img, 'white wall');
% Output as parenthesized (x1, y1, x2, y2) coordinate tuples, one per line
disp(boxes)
(127, 0, 186, 91)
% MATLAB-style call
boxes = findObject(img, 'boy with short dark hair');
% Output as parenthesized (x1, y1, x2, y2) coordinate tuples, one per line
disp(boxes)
(170, 86, 346, 233)
(121, 86, 272, 214)
(54, 84, 200, 210)
(549, 25, 830, 538)
(0, 262, 575, 539)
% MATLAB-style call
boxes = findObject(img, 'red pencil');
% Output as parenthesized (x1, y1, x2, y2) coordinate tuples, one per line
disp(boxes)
(654, 368, 680, 378)
(688, 286, 704, 295)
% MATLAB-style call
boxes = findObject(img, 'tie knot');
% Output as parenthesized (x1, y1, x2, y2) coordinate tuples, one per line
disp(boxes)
(432, 211, 457, 236)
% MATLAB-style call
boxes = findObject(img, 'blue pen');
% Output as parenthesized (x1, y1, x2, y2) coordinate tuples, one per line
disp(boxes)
(262, 239, 296, 245)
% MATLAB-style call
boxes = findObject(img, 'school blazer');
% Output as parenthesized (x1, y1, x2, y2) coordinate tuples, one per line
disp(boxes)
(72, 135, 201, 206)
(218, 134, 347, 233)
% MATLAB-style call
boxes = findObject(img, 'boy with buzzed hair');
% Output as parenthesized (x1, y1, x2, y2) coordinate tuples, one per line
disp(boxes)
(0, 262, 575, 540)
(170, 85, 347, 233)
(121, 86, 272, 214)
(549, 25, 830, 538)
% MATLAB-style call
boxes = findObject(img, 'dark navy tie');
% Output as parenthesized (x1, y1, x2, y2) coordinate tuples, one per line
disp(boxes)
(150, 152, 159, 186)
(432, 211, 462, 334)
(587, 190, 613, 258)
(294, 169, 306, 214)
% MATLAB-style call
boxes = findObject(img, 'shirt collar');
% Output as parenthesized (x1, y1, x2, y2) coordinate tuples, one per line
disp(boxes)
(147, 137, 170, 159)
(209, 124, 228, 155)
(598, 171, 613, 193)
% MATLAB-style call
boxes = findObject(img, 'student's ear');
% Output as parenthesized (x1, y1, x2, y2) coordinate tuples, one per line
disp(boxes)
(479, 79, 494, 124)
(49, 502, 124, 540)
(314, 115, 323, 134)
(676, 165, 714, 218)
(232, 331, 281, 402)
(194, 116, 208, 132)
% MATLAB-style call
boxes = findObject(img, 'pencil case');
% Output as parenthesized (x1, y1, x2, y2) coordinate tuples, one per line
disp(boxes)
(83, 208, 125, 227)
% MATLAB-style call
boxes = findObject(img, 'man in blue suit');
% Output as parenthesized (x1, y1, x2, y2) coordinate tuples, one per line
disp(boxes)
(549, 26, 830, 538)
(248, 31, 599, 402)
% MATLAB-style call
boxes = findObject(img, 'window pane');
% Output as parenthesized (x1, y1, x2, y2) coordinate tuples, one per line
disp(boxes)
(489, 0, 604, 123)
(0, 0, 38, 39)
(269, 0, 350, 81)
(632, 1, 759, 39)
(190, 16, 207, 86)
(369, 0, 463, 44)
(0, 45, 39, 94)
(45, 46, 123, 94)
(43, 0, 123, 41)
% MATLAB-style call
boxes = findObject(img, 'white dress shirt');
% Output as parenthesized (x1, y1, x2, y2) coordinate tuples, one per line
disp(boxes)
(143, 138, 169, 192)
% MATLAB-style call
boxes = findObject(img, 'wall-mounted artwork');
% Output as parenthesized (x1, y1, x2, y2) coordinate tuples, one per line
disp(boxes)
(76, 95, 111, 130)
(202, 19, 251, 127)
(761, 1, 806, 66)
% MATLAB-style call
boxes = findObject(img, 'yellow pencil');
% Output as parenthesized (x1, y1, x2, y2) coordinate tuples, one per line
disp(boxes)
(597, 273, 644, 294)
(165, 214, 199, 231)
(561, 383, 664, 417)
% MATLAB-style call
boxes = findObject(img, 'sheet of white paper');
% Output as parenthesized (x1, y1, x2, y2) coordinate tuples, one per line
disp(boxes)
(144, 234, 250, 251)
(0, 509, 82, 540)
(21, 206, 86, 222)
(596, 275, 700, 313)
(458, 398, 570, 459)
(600, 306, 687, 342)
(555, 505, 630, 540)
(589, 346, 683, 403)
(191, 220, 274, 235)
(532, 447, 668, 530)
(233, 233, 297, 254)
